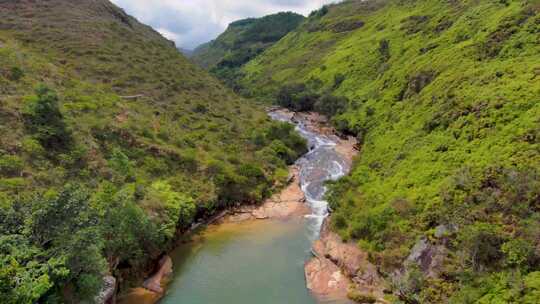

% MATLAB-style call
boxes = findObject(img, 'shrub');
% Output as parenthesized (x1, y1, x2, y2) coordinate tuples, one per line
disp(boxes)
(0, 155, 23, 176)
(397, 70, 437, 101)
(378, 39, 390, 61)
(332, 73, 346, 89)
(276, 83, 319, 111)
(459, 223, 505, 271)
(314, 94, 348, 117)
(347, 290, 377, 303)
(144, 181, 196, 238)
(22, 85, 72, 151)
(502, 239, 535, 269)
(108, 148, 133, 182)
(310, 5, 329, 18)
(331, 20, 365, 33)
(8, 67, 24, 81)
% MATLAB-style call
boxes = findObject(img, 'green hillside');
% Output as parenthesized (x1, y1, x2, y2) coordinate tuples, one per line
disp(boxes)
(191, 12, 305, 90)
(0, 1, 305, 303)
(242, 0, 540, 302)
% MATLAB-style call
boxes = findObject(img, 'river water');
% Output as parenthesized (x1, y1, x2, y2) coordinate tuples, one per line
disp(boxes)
(154, 111, 352, 304)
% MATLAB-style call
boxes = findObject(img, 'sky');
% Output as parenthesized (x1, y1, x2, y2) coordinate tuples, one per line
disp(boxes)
(110, 0, 337, 50)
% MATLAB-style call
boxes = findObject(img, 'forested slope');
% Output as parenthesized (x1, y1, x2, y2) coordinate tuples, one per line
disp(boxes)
(191, 12, 305, 90)
(0, 1, 305, 303)
(241, 0, 540, 302)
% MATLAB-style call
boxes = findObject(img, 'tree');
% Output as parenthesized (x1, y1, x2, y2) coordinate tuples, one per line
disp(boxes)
(276, 83, 319, 111)
(145, 181, 196, 239)
(314, 94, 349, 117)
(22, 85, 72, 152)
(28, 184, 106, 300)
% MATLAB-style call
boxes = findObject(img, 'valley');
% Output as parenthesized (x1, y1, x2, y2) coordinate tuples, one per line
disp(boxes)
(1, 0, 539, 303)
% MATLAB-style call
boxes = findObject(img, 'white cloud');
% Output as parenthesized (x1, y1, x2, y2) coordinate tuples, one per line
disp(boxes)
(110, 0, 337, 49)
(157, 28, 180, 42)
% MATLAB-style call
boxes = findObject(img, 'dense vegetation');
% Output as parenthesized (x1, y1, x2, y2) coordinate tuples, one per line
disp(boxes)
(191, 12, 305, 91)
(240, 0, 540, 302)
(0, 1, 305, 303)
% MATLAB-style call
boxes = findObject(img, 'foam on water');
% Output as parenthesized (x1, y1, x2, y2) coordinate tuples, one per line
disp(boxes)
(269, 111, 350, 240)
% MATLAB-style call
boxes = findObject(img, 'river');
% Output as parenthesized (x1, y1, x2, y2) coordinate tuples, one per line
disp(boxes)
(122, 110, 354, 304)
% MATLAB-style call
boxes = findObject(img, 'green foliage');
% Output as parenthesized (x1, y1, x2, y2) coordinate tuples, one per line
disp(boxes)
(347, 290, 377, 303)
(276, 83, 320, 112)
(310, 5, 329, 18)
(314, 94, 349, 117)
(0, 185, 107, 303)
(144, 181, 196, 238)
(108, 148, 134, 183)
(0, 155, 23, 177)
(91, 183, 160, 268)
(8, 67, 24, 81)
(22, 85, 72, 152)
(459, 223, 505, 272)
(0, 235, 56, 304)
(450, 271, 540, 304)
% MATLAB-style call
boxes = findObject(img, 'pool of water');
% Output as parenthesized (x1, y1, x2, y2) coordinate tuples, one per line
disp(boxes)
(159, 219, 350, 304)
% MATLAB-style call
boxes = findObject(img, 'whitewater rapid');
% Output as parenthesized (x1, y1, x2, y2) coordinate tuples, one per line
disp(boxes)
(268, 111, 350, 241)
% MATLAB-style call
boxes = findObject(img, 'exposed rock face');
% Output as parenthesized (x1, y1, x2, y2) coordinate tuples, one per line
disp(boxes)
(305, 219, 386, 301)
(305, 255, 350, 297)
(405, 238, 447, 279)
(95, 276, 116, 304)
(400, 224, 456, 279)
(143, 255, 173, 293)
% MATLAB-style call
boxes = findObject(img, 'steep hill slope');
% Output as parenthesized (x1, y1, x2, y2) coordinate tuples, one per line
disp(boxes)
(242, 0, 540, 302)
(0, 1, 305, 303)
(191, 12, 305, 90)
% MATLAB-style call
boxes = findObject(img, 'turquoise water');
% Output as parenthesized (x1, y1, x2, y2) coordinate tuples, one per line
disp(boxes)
(159, 219, 345, 304)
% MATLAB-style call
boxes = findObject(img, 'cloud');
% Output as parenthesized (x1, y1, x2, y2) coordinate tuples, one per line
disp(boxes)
(110, 0, 337, 49)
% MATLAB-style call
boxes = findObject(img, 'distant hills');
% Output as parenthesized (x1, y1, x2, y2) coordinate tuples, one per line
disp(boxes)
(178, 47, 194, 57)
(191, 12, 305, 91)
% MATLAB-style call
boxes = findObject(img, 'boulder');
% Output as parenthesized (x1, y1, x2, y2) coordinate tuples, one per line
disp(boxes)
(95, 276, 116, 304)
(143, 255, 173, 293)
(305, 219, 385, 301)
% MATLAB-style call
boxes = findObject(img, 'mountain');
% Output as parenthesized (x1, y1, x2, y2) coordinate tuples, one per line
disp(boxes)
(191, 12, 306, 90)
(0, 0, 305, 302)
(240, 0, 540, 301)
(178, 47, 194, 57)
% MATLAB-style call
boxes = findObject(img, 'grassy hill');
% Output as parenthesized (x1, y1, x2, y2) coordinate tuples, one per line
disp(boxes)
(191, 12, 305, 90)
(0, 1, 305, 303)
(241, 0, 540, 302)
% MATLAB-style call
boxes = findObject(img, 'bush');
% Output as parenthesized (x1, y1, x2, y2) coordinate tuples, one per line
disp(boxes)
(8, 67, 24, 81)
(347, 290, 377, 303)
(276, 83, 319, 111)
(459, 223, 505, 271)
(314, 94, 348, 117)
(332, 73, 346, 89)
(108, 148, 133, 182)
(502, 239, 535, 269)
(310, 5, 329, 18)
(22, 85, 72, 151)
(144, 181, 196, 238)
(378, 39, 390, 62)
(0, 155, 23, 176)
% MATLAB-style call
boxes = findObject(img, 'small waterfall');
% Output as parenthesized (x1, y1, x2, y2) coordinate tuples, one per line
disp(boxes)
(269, 111, 349, 241)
